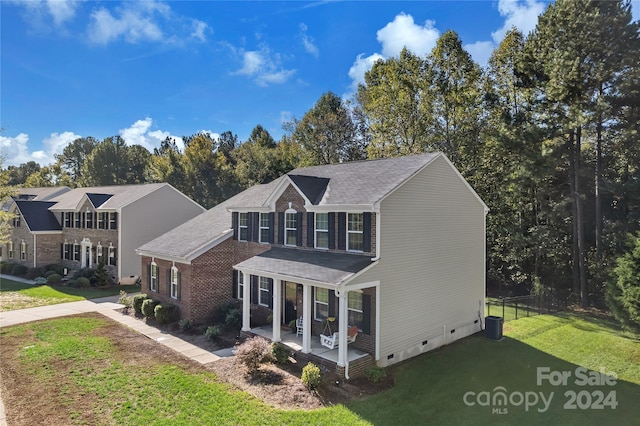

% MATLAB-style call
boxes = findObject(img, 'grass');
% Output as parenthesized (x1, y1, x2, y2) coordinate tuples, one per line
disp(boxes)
(348, 312, 640, 426)
(0, 277, 138, 311)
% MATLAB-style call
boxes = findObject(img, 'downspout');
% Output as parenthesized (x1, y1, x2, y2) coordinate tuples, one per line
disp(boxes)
(334, 286, 350, 380)
(33, 234, 37, 268)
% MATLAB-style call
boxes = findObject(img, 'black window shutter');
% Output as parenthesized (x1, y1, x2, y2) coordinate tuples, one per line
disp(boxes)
(252, 212, 260, 242)
(147, 263, 151, 287)
(337, 212, 346, 250)
(60, 244, 64, 260)
(307, 212, 314, 247)
(362, 294, 372, 335)
(268, 212, 275, 244)
(177, 271, 181, 300)
(232, 270, 238, 299)
(328, 290, 336, 318)
(277, 212, 284, 245)
(251, 275, 258, 304)
(246, 212, 253, 242)
(328, 212, 335, 249)
(166, 269, 171, 294)
(296, 212, 303, 246)
(232, 212, 239, 240)
(81, 212, 86, 228)
(268, 278, 274, 309)
(363, 212, 372, 253)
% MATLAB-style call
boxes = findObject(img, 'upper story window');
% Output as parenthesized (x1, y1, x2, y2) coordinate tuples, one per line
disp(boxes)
(347, 213, 364, 252)
(12, 215, 20, 227)
(109, 212, 118, 230)
(97, 212, 105, 229)
(314, 287, 329, 321)
(74, 212, 82, 228)
(238, 213, 248, 242)
(285, 211, 297, 246)
(348, 292, 364, 330)
(170, 266, 179, 299)
(259, 277, 270, 307)
(63, 212, 71, 228)
(20, 240, 27, 261)
(315, 213, 329, 249)
(85, 211, 93, 229)
(150, 262, 158, 292)
(259, 213, 270, 244)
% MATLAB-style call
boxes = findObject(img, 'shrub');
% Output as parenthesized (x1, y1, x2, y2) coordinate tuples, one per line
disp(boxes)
(132, 294, 148, 315)
(225, 308, 242, 330)
(94, 262, 108, 287)
(34, 277, 48, 285)
(288, 319, 297, 329)
(141, 299, 160, 318)
(1, 262, 15, 274)
(302, 362, 322, 390)
(233, 337, 273, 373)
(76, 277, 91, 289)
(118, 290, 132, 307)
(44, 270, 57, 278)
(11, 264, 28, 276)
(205, 325, 222, 341)
(179, 318, 194, 333)
(155, 303, 176, 324)
(365, 366, 387, 383)
(271, 342, 291, 364)
(47, 274, 62, 285)
(44, 264, 65, 275)
(26, 267, 44, 279)
(67, 279, 77, 288)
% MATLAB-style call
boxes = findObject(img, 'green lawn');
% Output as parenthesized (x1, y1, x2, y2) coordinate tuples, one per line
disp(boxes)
(0, 278, 138, 311)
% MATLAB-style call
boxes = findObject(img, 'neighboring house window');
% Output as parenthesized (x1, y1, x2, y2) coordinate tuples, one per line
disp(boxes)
(12, 215, 20, 227)
(108, 245, 116, 266)
(315, 213, 329, 249)
(237, 271, 244, 300)
(259, 277, 270, 307)
(170, 266, 180, 299)
(109, 213, 118, 230)
(347, 213, 364, 251)
(7, 241, 13, 259)
(259, 213, 270, 243)
(86, 211, 93, 229)
(74, 212, 82, 228)
(348, 292, 364, 330)
(150, 262, 158, 292)
(20, 240, 26, 261)
(96, 243, 103, 264)
(285, 211, 297, 246)
(62, 242, 70, 260)
(314, 288, 329, 321)
(97, 213, 105, 229)
(63, 212, 71, 228)
(238, 213, 248, 241)
(73, 242, 80, 261)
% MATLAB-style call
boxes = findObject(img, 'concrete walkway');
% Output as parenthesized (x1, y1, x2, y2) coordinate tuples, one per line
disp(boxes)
(0, 294, 233, 425)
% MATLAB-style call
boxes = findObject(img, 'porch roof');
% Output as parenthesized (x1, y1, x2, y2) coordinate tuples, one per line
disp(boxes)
(234, 247, 375, 287)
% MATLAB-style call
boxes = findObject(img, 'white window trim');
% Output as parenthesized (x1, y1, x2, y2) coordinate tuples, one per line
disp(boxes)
(314, 287, 329, 321)
(73, 242, 80, 261)
(96, 243, 103, 264)
(170, 266, 179, 299)
(347, 213, 364, 252)
(348, 292, 364, 329)
(109, 212, 117, 230)
(85, 210, 92, 229)
(284, 210, 297, 247)
(150, 262, 158, 292)
(238, 213, 248, 242)
(108, 245, 116, 266)
(74, 212, 82, 228)
(259, 277, 270, 307)
(259, 213, 270, 244)
(20, 240, 26, 261)
(64, 212, 71, 228)
(315, 213, 329, 250)
(97, 213, 104, 229)
(237, 271, 244, 300)
(7, 241, 13, 259)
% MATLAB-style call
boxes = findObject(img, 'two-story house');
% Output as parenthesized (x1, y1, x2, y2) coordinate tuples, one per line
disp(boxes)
(3, 183, 205, 282)
(137, 153, 488, 378)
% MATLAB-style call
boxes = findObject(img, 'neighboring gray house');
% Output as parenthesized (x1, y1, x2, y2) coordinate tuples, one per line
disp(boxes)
(138, 153, 488, 377)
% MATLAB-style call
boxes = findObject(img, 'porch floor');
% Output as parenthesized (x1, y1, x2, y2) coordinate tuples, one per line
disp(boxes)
(249, 325, 370, 364)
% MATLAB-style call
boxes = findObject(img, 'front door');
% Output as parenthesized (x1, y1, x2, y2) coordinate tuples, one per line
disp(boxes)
(283, 282, 302, 324)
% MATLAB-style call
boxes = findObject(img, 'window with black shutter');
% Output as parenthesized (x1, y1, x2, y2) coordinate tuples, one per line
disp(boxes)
(232, 212, 239, 240)
(337, 212, 346, 250)
(307, 212, 315, 248)
(328, 212, 335, 249)
(296, 212, 303, 246)
(363, 212, 372, 253)
(277, 212, 285, 244)
(268, 212, 275, 244)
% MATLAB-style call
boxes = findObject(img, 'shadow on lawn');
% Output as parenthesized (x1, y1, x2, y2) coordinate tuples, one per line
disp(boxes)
(347, 334, 640, 426)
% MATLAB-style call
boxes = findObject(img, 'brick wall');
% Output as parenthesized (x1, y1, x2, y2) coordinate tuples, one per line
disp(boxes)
(6, 220, 33, 267)
(140, 256, 190, 318)
(35, 234, 63, 267)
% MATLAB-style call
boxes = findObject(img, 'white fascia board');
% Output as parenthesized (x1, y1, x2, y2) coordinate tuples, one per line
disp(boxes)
(304, 204, 379, 213)
(265, 175, 312, 210)
(32, 231, 63, 235)
(184, 231, 233, 261)
(226, 206, 271, 213)
(339, 261, 379, 287)
(135, 249, 192, 265)
(73, 193, 91, 211)
(375, 153, 440, 207)
(232, 265, 340, 289)
(285, 176, 313, 205)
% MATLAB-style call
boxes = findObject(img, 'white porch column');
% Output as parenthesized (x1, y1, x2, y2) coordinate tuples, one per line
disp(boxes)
(241, 272, 251, 332)
(302, 284, 312, 353)
(272, 279, 282, 342)
(337, 290, 348, 367)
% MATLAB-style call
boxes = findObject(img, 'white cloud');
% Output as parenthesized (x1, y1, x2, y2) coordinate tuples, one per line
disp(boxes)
(46, 0, 79, 26)
(631, 1, 639, 23)
(376, 13, 440, 57)
(348, 53, 384, 90)
(0, 131, 81, 167)
(233, 45, 296, 87)
(88, 5, 164, 45)
(492, 0, 546, 43)
(464, 40, 495, 68)
(119, 117, 184, 151)
(191, 19, 209, 42)
(300, 23, 319, 58)
(8, 0, 80, 31)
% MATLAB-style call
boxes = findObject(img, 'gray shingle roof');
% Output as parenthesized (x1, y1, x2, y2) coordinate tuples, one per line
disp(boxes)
(234, 247, 374, 286)
(48, 183, 168, 210)
(15, 201, 61, 232)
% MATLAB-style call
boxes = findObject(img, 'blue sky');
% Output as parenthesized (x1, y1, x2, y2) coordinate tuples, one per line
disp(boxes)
(2, 0, 638, 167)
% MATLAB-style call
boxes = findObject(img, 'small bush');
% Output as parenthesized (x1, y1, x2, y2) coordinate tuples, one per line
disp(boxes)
(132, 294, 148, 315)
(34, 277, 48, 285)
(288, 320, 297, 329)
(205, 325, 222, 341)
(141, 299, 160, 318)
(44, 264, 65, 275)
(155, 303, 176, 324)
(302, 363, 322, 390)
(365, 366, 387, 383)
(11, 264, 28, 276)
(233, 337, 273, 373)
(47, 274, 62, 285)
(26, 267, 44, 279)
(1, 262, 15, 274)
(271, 342, 291, 364)
(76, 277, 91, 289)
(44, 270, 57, 278)
(66, 279, 77, 288)
(225, 308, 242, 330)
(179, 318, 194, 333)
(118, 290, 132, 307)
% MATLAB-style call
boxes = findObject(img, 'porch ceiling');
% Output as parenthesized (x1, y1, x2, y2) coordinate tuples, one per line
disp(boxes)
(234, 247, 374, 286)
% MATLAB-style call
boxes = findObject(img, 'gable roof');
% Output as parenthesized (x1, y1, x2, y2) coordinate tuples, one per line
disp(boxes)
(86, 193, 113, 208)
(2, 186, 70, 212)
(48, 183, 169, 211)
(288, 175, 329, 205)
(14, 201, 62, 232)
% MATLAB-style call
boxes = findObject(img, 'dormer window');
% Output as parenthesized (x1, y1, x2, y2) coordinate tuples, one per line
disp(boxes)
(285, 210, 297, 246)
(238, 213, 248, 242)
(347, 213, 364, 252)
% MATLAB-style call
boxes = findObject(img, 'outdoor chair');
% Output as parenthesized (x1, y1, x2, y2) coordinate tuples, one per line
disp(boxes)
(296, 317, 304, 337)
(320, 326, 358, 349)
